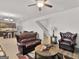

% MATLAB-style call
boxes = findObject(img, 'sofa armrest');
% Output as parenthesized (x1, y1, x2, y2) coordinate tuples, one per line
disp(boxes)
(36, 39, 41, 42)
(71, 42, 77, 46)
(17, 39, 41, 46)
(71, 39, 77, 46)
(17, 42, 26, 46)
(31, 39, 41, 45)
(59, 39, 63, 43)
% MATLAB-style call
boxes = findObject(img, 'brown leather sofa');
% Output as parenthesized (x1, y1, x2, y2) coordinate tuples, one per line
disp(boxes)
(59, 32, 77, 52)
(15, 31, 41, 55)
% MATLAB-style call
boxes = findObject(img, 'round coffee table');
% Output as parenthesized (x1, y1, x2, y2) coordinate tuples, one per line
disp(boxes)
(35, 44, 59, 59)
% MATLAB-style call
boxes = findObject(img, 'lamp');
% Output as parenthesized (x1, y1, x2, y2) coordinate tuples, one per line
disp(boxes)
(37, 0, 44, 7)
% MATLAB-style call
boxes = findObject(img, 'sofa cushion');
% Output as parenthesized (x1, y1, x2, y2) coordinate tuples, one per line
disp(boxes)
(21, 37, 36, 43)
(63, 38, 71, 42)
(60, 40, 71, 45)
(25, 40, 41, 48)
(19, 32, 37, 39)
(59, 44, 74, 52)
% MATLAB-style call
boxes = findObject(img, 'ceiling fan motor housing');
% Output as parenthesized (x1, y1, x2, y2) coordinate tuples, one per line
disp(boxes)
(36, 0, 47, 2)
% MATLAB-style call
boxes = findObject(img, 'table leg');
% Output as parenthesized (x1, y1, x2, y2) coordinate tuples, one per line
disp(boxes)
(60, 54, 65, 59)
(35, 52, 37, 59)
(55, 55, 58, 59)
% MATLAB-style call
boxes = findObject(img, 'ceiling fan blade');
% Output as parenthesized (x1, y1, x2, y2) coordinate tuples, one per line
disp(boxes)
(28, 4, 36, 7)
(45, 4, 53, 8)
(39, 7, 42, 11)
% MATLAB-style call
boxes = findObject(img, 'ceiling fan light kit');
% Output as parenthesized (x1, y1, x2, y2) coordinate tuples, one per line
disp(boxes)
(37, 0, 44, 7)
(28, 0, 53, 11)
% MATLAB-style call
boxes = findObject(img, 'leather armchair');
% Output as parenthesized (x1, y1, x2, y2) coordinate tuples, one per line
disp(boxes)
(15, 31, 41, 55)
(59, 32, 77, 52)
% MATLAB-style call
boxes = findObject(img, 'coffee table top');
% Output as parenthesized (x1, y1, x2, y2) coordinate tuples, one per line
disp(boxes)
(35, 44, 59, 57)
(35, 44, 78, 59)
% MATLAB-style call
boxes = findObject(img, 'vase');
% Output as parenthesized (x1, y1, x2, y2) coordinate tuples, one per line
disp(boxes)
(41, 33, 52, 45)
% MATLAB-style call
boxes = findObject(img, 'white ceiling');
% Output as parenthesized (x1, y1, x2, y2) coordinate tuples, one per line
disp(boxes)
(0, 0, 79, 22)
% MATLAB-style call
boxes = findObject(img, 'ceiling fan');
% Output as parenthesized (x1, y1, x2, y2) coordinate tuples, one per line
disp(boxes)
(28, 0, 53, 11)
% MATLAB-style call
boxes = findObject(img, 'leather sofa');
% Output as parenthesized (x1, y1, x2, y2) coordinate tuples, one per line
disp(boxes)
(59, 32, 77, 52)
(15, 31, 41, 55)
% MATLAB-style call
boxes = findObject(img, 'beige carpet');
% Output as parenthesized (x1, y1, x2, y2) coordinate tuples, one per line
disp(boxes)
(0, 37, 19, 59)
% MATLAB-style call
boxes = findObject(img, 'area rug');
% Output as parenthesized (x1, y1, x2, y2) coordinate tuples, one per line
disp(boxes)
(17, 53, 33, 59)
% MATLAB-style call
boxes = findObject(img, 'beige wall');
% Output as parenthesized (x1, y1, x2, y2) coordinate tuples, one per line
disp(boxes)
(21, 7, 79, 48)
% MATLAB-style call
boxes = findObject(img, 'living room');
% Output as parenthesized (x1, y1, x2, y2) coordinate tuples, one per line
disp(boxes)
(0, 0, 79, 59)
